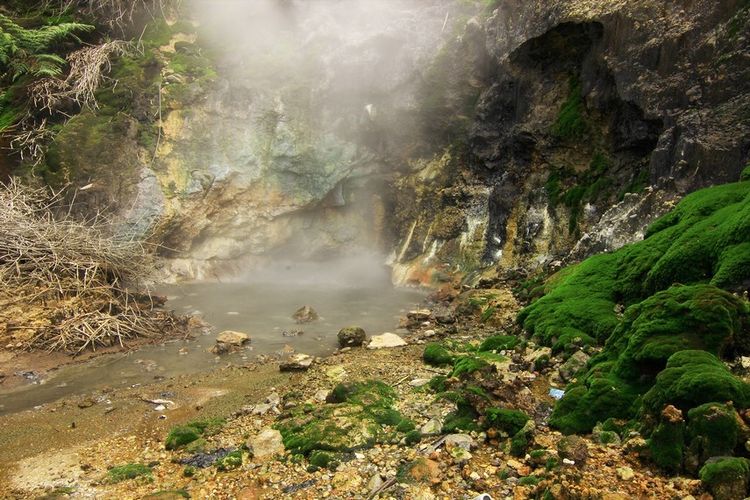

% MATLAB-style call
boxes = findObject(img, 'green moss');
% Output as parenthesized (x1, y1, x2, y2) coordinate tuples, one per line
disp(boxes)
(165, 425, 202, 451)
(699, 457, 750, 500)
(642, 351, 750, 417)
(484, 408, 529, 435)
(428, 375, 447, 393)
(510, 429, 530, 457)
(215, 450, 242, 471)
(182, 465, 196, 477)
(649, 419, 685, 472)
(478, 335, 518, 352)
(423, 343, 455, 366)
(145, 490, 190, 499)
(396, 419, 416, 433)
(309, 450, 336, 469)
(520, 179, 750, 349)
(741, 164, 750, 181)
(451, 356, 489, 377)
(107, 463, 152, 483)
(443, 404, 480, 433)
(549, 377, 640, 434)
(687, 403, 741, 468)
(275, 379, 411, 456)
(552, 76, 587, 140)
(405, 430, 422, 445)
(608, 285, 750, 383)
(518, 475, 541, 486)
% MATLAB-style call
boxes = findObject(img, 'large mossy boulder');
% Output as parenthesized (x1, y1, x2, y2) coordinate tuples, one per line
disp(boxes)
(685, 402, 745, 473)
(608, 285, 750, 383)
(641, 351, 750, 418)
(699, 457, 750, 500)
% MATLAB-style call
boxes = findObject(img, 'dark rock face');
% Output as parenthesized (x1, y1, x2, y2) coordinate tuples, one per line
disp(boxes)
(391, 0, 750, 280)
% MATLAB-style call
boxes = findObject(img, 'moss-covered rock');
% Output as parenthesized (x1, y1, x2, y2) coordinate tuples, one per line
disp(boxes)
(641, 351, 750, 418)
(649, 405, 685, 472)
(423, 343, 455, 366)
(164, 417, 225, 451)
(214, 450, 243, 471)
(608, 285, 750, 383)
(685, 402, 743, 473)
(484, 408, 529, 436)
(275, 380, 413, 456)
(699, 457, 750, 500)
(519, 179, 750, 348)
(478, 335, 519, 352)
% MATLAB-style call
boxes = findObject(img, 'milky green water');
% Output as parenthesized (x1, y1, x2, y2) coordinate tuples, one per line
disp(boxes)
(0, 260, 425, 415)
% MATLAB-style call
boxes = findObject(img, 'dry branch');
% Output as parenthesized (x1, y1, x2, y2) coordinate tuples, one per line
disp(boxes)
(0, 179, 185, 354)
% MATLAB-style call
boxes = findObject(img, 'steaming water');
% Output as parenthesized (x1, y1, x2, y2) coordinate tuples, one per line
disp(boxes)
(0, 260, 425, 415)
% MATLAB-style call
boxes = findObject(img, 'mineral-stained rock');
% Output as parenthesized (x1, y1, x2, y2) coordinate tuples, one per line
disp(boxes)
(557, 435, 589, 466)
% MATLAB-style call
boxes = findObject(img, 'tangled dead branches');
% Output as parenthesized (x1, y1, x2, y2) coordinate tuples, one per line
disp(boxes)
(0, 180, 186, 354)
(31, 40, 133, 113)
(42, 0, 182, 30)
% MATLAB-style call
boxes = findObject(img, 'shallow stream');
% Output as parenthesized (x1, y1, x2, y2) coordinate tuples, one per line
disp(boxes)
(0, 259, 426, 415)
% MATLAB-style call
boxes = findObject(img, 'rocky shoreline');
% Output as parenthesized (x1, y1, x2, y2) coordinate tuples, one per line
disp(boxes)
(0, 280, 710, 499)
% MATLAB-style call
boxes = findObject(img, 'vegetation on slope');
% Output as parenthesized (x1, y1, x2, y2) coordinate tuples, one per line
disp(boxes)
(517, 177, 750, 474)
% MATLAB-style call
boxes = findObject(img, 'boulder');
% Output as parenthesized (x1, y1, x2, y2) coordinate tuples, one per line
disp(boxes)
(247, 428, 285, 460)
(444, 434, 476, 451)
(557, 435, 589, 466)
(337, 326, 366, 348)
(367, 332, 407, 349)
(292, 305, 319, 324)
(279, 353, 314, 371)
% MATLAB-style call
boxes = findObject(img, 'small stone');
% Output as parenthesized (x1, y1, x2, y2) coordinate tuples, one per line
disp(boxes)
(616, 466, 634, 480)
(314, 390, 329, 402)
(423, 329, 436, 337)
(367, 333, 407, 349)
(292, 305, 319, 324)
(252, 403, 272, 415)
(247, 428, 284, 460)
(407, 309, 432, 321)
(216, 330, 250, 346)
(337, 326, 366, 348)
(266, 392, 281, 406)
(562, 458, 575, 466)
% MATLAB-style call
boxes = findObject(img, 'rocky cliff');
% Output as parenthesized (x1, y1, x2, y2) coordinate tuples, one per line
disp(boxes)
(9, 0, 750, 283)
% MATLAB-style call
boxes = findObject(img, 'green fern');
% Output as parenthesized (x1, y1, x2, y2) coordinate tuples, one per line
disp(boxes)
(0, 13, 93, 81)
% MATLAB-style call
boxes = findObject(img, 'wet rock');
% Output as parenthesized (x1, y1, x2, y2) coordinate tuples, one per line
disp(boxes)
(216, 330, 250, 345)
(282, 329, 304, 337)
(247, 428, 284, 460)
(367, 332, 407, 349)
(77, 397, 96, 409)
(558, 350, 590, 382)
(337, 326, 366, 348)
(211, 330, 250, 354)
(292, 305, 319, 324)
(279, 353, 314, 371)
